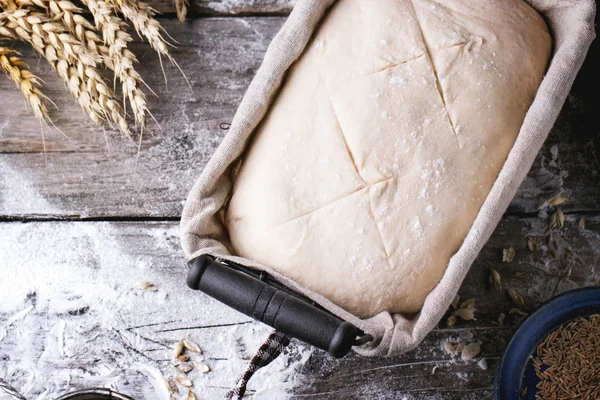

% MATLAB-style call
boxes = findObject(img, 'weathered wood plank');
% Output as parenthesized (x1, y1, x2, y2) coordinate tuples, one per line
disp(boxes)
(1, 6, 598, 400)
(293, 213, 600, 399)
(510, 36, 600, 214)
(1, 213, 598, 399)
(0, 17, 284, 218)
(0, 17, 599, 219)
(146, 0, 294, 15)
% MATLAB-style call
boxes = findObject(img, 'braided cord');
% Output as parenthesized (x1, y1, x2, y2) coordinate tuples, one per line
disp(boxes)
(225, 331, 290, 400)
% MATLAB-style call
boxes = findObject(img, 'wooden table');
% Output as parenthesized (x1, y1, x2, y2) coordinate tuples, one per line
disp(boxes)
(1, 2, 599, 399)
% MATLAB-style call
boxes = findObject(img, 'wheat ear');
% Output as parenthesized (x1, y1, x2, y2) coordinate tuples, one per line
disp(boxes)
(45, 0, 111, 60)
(108, 0, 189, 89)
(109, 0, 170, 57)
(0, 46, 49, 122)
(80, 0, 148, 126)
(49, 0, 149, 126)
(0, 10, 130, 134)
(174, 0, 187, 22)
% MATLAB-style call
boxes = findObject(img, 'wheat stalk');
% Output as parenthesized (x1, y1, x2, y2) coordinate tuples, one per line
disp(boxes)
(0, 45, 49, 122)
(0, 9, 130, 134)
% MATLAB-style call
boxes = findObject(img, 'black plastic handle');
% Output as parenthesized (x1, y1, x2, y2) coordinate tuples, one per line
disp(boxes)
(186, 255, 364, 358)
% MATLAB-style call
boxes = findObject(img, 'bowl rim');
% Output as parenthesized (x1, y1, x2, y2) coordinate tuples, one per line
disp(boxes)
(494, 286, 600, 399)
(54, 388, 135, 400)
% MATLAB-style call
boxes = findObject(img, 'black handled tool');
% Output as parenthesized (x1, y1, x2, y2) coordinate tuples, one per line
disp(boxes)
(186, 255, 372, 357)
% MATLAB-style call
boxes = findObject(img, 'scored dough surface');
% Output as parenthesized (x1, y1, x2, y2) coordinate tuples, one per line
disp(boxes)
(226, 0, 551, 318)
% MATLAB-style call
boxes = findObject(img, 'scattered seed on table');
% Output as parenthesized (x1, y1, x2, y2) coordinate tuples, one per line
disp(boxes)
(489, 268, 502, 289)
(447, 315, 457, 327)
(460, 298, 475, 309)
(194, 360, 211, 373)
(477, 358, 488, 370)
(176, 362, 193, 374)
(183, 339, 201, 354)
(135, 281, 157, 291)
(177, 377, 193, 387)
(461, 343, 481, 361)
(173, 340, 184, 359)
(165, 377, 177, 393)
(503, 247, 516, 263)
(528, 237, 538, 252)
(453, 307, 475, 321)
(508, 288, 525, 308)
(443, 341, 456, 354)
(548, 196, 567, 206)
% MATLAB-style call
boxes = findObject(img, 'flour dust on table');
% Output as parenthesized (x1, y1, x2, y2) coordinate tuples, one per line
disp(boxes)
(0, 222, 312, 399)
(0, 160, 60, 216)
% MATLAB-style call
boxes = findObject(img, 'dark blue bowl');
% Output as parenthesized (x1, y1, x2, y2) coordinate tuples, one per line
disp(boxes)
(55, 389, 134, 400)
(494, 286, 600, 399)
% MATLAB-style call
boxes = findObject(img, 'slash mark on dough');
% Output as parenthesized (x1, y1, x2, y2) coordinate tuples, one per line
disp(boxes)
(408, 0, 464, 150)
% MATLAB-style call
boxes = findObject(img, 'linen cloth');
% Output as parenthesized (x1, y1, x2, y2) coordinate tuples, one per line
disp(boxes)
(181, 0, 596, 356)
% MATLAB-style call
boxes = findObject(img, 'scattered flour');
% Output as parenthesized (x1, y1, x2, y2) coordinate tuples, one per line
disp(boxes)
(202, 0, 294, 15)
(0, 160, 60, 215)
(0, 222, 312, 399)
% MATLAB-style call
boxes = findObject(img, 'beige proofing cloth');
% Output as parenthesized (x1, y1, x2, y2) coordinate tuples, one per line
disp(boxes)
(181, 0, 596, 356)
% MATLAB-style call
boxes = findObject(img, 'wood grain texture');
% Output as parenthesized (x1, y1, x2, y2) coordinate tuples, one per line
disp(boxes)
(0, 17, 284, 219)
(145, 0, 294, 15)
(293, 214, 600, 399)
(1, 16, 599, 219)
(1, 215, 598, 399)
(1, 5, 600, 400)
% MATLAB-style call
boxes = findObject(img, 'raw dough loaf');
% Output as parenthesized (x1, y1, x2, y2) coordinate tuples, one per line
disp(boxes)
(226, 0, 551, 318)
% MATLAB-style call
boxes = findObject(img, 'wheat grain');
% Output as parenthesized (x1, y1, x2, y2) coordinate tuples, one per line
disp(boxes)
(0, 9, 130, 134)
(174, 0, 187, 22)
(0, 0, 15, 11)
(176, 377, 193, 388)
(10, 0, 46, 9)
(0, 46, 49, 121)
(532, 315, 600, 399)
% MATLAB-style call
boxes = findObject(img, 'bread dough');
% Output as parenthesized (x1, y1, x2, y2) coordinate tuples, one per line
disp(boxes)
(226, 0, 551, 318)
